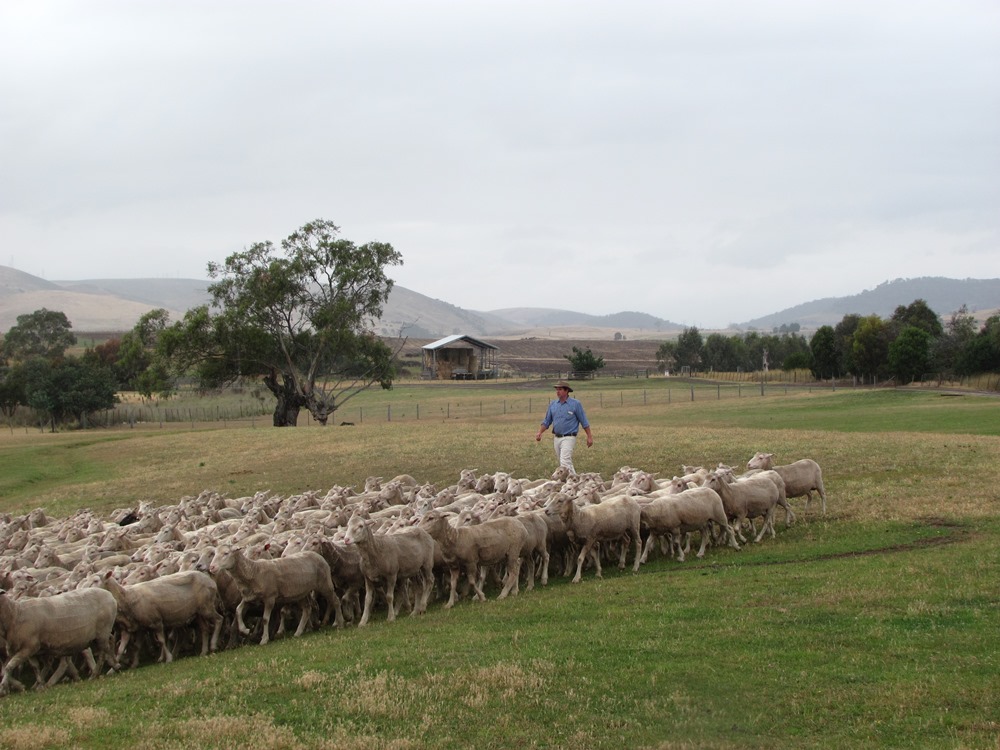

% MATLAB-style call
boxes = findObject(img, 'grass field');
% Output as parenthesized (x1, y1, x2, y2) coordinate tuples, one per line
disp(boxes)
(0, 385, 998, 749)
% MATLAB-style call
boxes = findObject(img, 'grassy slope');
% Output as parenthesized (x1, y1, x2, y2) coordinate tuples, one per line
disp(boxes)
(0, 388, 998, 749)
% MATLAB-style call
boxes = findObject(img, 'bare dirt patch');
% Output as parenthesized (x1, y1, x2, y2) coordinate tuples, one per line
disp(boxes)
(393, 335, 664, 375)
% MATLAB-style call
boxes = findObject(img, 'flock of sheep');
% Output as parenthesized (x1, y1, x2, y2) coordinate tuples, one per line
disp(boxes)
(0, 450, 826, 696)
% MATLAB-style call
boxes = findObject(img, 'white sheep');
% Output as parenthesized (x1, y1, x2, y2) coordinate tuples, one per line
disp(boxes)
(746, 452, 827, 514)
(545, 493, 643, 583)
(342, 513, 435, 627)
(0, 587, 119, 695)
(98, 570, 224, 665)
(704, 470, 784, 543)
(418, 510, 529, 607)
(208, 544, 344, 645)
(639, 486, 740, 563)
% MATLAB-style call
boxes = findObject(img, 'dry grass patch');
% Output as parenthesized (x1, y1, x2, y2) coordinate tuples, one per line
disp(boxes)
(0, 726, 71, 750)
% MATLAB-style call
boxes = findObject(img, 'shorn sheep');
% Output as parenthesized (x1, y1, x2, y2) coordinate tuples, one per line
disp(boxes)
(546, 493, 643, 583)
(746, 452, 827, 514)
(99, 570, 224, 665)
(342, 513, 436, 627)
(639, 486, 740, 562)
(418, 510, 529, 607)
(704, 470, 784, 543)
(0, 456, 817, 696)
(208, 545, 344, 645)
(0, 587, 119, 695)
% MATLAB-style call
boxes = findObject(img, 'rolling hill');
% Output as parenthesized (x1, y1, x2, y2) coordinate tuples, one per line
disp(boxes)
(0, 265, 996, 338)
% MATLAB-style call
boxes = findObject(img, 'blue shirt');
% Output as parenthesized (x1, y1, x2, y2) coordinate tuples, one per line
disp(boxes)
(541, 397, 589, 436)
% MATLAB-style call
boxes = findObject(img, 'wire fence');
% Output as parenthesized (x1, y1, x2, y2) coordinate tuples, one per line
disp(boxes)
(313, 380, 866, 425)
(4, 370, 997, 433)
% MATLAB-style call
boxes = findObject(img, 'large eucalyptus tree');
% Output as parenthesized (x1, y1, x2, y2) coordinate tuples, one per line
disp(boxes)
(161, 219, 403, 426)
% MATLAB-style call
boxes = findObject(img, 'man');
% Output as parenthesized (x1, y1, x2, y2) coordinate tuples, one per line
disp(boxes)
(535, 380, 594, 476)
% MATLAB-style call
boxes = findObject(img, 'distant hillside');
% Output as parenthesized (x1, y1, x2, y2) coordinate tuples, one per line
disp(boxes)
(372, 286, 517, 338)
(1, 266, 997, 337)
(741, 277, 1000, 330)
(486, 307, 682, 333)
(54, 278, 211, 315)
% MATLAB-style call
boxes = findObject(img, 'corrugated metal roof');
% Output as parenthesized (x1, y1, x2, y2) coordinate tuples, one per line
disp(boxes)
(422, 334, 498, 351)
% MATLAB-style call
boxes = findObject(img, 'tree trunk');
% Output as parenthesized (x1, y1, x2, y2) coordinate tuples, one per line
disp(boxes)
(305, 394, 333, 426)
(264, 370, 304, 427)
(273, 400, 301, 427)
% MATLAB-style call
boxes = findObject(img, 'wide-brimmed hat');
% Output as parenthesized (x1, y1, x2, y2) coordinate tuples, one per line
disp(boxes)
(554, 380, 574, 392)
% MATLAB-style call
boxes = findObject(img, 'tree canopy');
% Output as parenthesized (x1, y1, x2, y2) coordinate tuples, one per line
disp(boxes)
(1, 308, 77, 362)
(564, 346, 605, 374)
(159, 219, 403, 426)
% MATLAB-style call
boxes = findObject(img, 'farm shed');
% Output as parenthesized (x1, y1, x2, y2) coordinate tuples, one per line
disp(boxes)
(421, 334, 499, 380)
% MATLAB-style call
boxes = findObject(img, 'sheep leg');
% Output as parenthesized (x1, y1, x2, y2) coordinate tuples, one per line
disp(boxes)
(695, 528, 711, 558)
(631, 527, 643, 572)
(77, 648, 98, 680)
(471, 565, 488, 602)
(1, 649, 33, 695)
(324, 589, 345, 629)
(446, 567, 461, 608)
(509, 558, 521, 596)
(539, 546, 549, 586)
(573, 540, 597, 583)
(259, 599, 275, 645)
(731, 519, 748, 544)
(358, 579, 376, 627)
(274, 607, 289, 638)
(780, 499, 796, 526)
(26, 656, 48, 687)
(41, 657, 70, 688)
(416, 568, 433, 615)
(293, 603, 311, 637)
(497, 558, 521, 600)
(392, 580, 408, 618)
(235, 599, 252, 636)
(154, 626, 173, 663)
(115, 631, 133, 664)
(674, 531, 687, 562)
(384, 573, 399, 622)
(208, 612, 223, 653)
(522, 555, 535, 591)
(640, 533, 657, 564)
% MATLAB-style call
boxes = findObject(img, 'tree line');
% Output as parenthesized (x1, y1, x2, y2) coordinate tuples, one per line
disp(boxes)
(0, 219, 400, 430)
(3, 219, 999, 431)
(654, 299, 1000, 383)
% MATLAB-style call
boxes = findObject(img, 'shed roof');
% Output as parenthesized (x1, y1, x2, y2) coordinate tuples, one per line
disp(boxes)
(422, 334, 498, 351)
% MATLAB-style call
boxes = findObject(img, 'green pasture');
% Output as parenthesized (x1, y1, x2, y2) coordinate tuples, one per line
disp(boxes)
(0, 387, 998, 749)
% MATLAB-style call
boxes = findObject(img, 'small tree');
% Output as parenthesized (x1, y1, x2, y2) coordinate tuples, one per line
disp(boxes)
(114, 309, 174, 398)
(888, 326, 932, 384)
(655, 340, 677, 374)
(852, 315, 891, 382)
(674, 327, 703, 371)
(21, 357, 118, 430)
(565, 346, 605, 375)
(809, 326, 839, 379)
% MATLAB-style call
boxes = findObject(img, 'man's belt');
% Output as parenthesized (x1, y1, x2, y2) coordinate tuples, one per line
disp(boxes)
(554, 432, 577, 438)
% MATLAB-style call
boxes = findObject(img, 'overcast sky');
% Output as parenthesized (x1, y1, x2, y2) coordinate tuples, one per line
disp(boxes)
(2, 1, 998, 328)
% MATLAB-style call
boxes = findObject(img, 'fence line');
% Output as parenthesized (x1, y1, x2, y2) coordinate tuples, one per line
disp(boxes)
(5, 372, 998, 433)
(327, 380, 861, 424)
